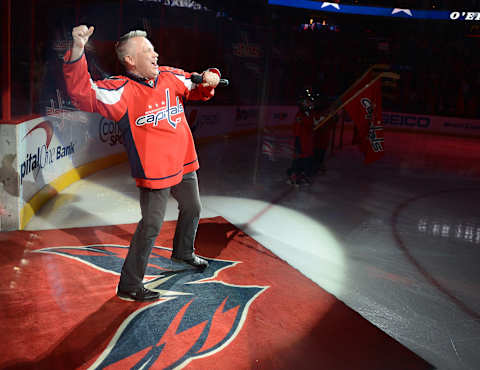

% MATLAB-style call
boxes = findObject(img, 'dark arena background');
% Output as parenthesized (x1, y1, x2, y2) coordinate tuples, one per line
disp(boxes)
(1, 1, 480, 369)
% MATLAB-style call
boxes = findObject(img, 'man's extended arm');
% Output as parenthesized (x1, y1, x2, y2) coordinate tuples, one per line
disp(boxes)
(63, 25, 127, 121)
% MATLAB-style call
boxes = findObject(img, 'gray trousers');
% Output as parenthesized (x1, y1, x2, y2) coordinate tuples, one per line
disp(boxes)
(118, 171, 201, 291)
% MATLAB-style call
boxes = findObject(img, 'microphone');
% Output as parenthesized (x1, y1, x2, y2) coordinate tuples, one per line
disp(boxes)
(191, 73, 229, 87)
(219, 79, 229, 87)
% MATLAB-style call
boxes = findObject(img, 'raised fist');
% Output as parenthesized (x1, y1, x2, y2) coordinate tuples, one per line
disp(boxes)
(202, 69, 220, 88)
(72, 25, 94, 49)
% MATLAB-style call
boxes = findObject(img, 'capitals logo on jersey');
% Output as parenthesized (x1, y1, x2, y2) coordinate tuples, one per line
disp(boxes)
(135, 88, 184, 129)
(34, 244, 267, 369)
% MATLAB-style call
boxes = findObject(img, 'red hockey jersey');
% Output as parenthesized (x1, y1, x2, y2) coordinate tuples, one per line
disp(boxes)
(63, 50, 215, 189)
(293, 110, 314, 158)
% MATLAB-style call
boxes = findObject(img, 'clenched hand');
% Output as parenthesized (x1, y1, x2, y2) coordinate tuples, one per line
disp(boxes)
(70, 25, 94, 61)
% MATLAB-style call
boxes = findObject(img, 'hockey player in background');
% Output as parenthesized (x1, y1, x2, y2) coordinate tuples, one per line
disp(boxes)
(287, 89, 316, 186)
(312, 96, 335, 174)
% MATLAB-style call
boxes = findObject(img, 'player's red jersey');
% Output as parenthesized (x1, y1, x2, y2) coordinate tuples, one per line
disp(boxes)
(293, 111, 314, 158)
(63, 50, 215, 189)
(313, 111, 332, 150)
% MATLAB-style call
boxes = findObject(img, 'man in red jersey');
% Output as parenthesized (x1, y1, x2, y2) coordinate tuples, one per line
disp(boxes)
(64, 25, 220, 301)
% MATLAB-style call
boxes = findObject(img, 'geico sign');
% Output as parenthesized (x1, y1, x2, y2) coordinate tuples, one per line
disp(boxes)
(382, 113, 431, 128)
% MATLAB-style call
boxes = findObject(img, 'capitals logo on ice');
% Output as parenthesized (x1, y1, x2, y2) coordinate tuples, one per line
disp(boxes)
(135, 88, 184, 129)
(361, 98, 384, 153)
(20, 120, 75, 184)
(35, 244, 267, 369)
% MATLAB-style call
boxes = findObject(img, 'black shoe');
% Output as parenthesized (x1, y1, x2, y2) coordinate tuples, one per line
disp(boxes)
(117, 286, 161, 302)
(171, 255, 209, 270)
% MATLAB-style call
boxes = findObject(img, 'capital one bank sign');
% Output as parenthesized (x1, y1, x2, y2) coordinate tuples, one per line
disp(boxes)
(20, 120, 76, 185)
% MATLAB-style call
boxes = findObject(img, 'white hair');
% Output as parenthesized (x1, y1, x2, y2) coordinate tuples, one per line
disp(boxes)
(115, 30, 148, 66)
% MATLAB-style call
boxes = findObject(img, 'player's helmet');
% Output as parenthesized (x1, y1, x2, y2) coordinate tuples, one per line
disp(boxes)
(298, 88, 315, 113)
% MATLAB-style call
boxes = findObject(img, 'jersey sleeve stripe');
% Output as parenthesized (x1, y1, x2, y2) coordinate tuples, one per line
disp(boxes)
(89, 79, 127, 105)
(172, 72, 194, 91)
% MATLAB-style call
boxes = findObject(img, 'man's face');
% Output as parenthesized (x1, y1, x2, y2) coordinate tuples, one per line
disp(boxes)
(128, 37, 159, 80)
